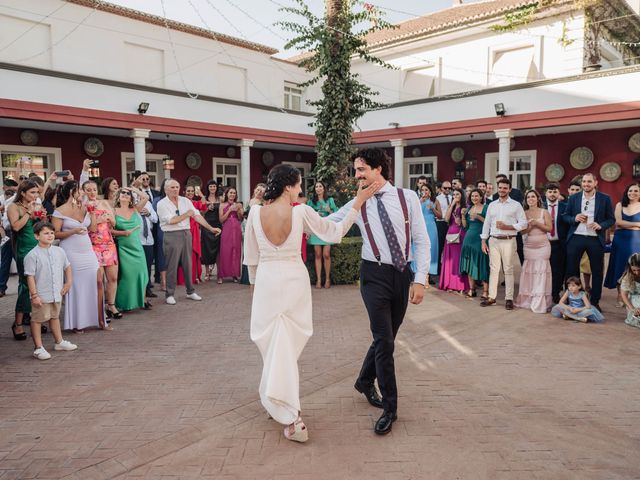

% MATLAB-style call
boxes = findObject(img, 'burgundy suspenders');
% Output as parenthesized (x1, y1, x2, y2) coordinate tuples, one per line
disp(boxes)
(360, 188, 410, 265)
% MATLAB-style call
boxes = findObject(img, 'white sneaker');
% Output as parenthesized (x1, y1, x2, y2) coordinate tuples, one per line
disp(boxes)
(186, 292, 202, 301)
(166, 296, 176, 305)
(54, 339, 77, 351)
(33, 347, 51, 360)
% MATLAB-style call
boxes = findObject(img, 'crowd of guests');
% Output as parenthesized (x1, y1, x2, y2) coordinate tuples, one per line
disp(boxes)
(2, 162, 639, 360)
(413, 172, 640, 327)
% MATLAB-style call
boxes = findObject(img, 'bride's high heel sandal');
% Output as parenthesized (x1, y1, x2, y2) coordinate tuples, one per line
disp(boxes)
(284, 417, 308, 443)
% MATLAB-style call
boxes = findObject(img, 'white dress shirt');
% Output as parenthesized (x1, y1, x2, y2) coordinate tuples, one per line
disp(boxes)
(157, 196, 201, 232)
(328, 182, 430, 285)
(480, 197, 528, 239)
(435, 193, 451, 219)
(575, 193, 597, 237)
(138, 201, 158, 246)
(546, 202, 559, 241)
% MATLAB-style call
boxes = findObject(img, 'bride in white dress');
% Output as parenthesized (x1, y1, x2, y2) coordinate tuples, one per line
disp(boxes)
(244, 164, 379, 442)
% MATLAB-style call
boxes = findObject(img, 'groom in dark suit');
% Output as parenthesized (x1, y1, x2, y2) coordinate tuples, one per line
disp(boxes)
(329, 148, 429, 435)
(562, 173, 615, 310)
(543, 183, 568, 303)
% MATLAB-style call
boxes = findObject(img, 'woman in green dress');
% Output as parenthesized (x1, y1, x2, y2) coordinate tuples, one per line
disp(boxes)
(112, 187, 150, 311)
(7, 179, 42, 340)
(307, 182, 338, 289)
(459, 189, 489, 299)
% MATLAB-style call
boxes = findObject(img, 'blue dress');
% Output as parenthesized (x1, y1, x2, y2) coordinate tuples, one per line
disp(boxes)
(421, 199, 439, 275)
(551, 291, 604, 322)
(604, 210, 640, 288)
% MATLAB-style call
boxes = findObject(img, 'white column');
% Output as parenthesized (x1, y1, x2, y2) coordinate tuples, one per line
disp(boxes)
(390, 139, 406, 188)
(130, 128, 150, 172)
(494, 129, 513, 176)
(238, 139, 254, 204)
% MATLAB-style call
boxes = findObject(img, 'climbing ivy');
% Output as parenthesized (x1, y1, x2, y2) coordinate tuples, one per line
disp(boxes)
(277, 0, 396, 186)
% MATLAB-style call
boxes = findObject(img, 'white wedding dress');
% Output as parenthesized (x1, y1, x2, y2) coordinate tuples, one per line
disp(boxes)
(244, 204, 358, 424)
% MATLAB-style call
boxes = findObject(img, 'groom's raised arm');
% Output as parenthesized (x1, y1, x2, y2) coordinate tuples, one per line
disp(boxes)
(326, 198, 357, 223)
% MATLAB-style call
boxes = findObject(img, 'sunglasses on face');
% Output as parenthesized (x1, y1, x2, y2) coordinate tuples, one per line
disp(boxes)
(121, 191, 132, 197)
(442, 186, 451, 190)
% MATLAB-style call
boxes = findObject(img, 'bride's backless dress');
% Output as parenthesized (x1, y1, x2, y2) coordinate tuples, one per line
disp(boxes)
(243, 204, 358, 424)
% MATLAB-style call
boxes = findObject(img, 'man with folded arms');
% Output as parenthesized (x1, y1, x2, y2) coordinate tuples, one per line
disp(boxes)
(480, 177, 527, 310)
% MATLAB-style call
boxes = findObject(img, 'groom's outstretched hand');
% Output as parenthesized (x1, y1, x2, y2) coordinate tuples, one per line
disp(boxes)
(409, 283, 425, 305)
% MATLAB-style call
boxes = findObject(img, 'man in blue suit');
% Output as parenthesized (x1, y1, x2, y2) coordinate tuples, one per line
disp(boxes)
(562, 173, 615, 309)
(544, 182, 569, 303)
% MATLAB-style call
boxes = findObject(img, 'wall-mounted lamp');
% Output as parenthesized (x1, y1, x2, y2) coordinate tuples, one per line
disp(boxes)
(494, 103, 506, 116)
(388, 122, 400, 128)
(138, 102, 150, 114)
(162, 156, 175, 171)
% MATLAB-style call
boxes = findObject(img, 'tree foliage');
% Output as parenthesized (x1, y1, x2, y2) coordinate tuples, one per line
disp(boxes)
(277, 0, 395, 186)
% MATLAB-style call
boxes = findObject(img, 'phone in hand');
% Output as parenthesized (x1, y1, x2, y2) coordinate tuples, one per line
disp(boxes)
(55, 170, 70, 177)
(89, 160, 100, 168)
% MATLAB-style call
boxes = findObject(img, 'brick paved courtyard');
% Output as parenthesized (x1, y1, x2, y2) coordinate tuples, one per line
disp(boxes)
(1, 275, 639, 480)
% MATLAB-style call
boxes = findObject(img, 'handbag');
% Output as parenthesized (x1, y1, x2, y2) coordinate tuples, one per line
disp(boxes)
(445, 232, 461, 244)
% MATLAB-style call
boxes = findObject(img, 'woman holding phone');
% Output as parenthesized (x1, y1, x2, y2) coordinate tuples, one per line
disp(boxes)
(111, 187, 150, 311)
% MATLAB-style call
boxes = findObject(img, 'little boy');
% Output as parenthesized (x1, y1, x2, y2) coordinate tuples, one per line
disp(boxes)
(24, 221, 77, 360)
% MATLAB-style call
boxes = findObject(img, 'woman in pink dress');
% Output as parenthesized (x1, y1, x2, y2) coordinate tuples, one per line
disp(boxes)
(515, 189, 553, 313)
(217, 187, 243, 283)
(83, 179, 118, 326)
(178, 185, 208, 285)
(439, 188, 469, 293)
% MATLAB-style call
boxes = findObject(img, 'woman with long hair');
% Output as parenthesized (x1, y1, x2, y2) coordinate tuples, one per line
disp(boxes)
(52, 180, 102, 331)
(459, 188, 489, 299)
(101, 177, 120, 203)
(83, 179, 119, 324)
(217, 186, 243, 283)
(418, 183, 440, 278)
(307, 181, 338, 288)
(200, 180, 222, 281)
(620, 253, 640, 328)
(7, 179, 44, 339)
(244, 164, 379, 442)
(439, 188, 469, 293)
(604, 183, 640, 306)
(515, 189, 553, 313)
(111, 187, 150, 311)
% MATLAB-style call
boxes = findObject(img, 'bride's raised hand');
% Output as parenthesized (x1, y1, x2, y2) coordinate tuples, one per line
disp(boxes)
(353, 181, 383, 209)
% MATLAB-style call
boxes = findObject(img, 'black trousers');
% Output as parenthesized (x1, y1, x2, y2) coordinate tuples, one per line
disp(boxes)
(549, 240, 565, 302)
(357, 260, 413, 413)
(566, 235, 604, 305)
(516, 233, 524, 265)
(143, 245, 154, 291)
(436, 221, 448, 275)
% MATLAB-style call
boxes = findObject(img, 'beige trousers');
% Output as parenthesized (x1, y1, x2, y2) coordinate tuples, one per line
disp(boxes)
(488, 237, 517, 301)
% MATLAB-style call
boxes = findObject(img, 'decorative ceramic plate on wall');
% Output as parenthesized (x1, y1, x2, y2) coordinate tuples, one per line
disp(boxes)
(451, 147, 465, 162)
(84, 137, 104, 157)
(629, 133, 640, 153)
(599, 162, 621, 182)
(185, 152, 202, 170)
(569, 146, 594, 170)
(186, 175, 203, 187)
(20, 130, 38, 146)
(226, 146, 236, 158)
(411, 147, 422, 157)
(545, 163, 565, 182)
(262, 151, 274, 167)
(145, 141, 153, 153)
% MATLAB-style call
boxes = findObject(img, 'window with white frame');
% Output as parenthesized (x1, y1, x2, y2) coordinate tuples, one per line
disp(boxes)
(405, 157, 437, 190)
(120, 153, 166, 189)
(284, 82, 303, 111)
(214, 161, 240, 192)
(0, 146, 61, 184)
(484, 150, 537, 191)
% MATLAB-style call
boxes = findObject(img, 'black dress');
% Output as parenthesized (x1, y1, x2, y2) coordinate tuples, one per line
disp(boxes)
(201, 203, 222, 265)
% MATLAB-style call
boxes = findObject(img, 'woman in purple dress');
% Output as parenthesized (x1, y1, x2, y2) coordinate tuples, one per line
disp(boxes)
(217, 187, 243, 283)
(439, 188, 469, 293)
(51, 181, 101, 331)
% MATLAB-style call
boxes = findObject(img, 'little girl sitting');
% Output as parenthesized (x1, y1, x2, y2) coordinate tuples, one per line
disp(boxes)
(551, 276, 604, 323)
(620, 253, 640, 329)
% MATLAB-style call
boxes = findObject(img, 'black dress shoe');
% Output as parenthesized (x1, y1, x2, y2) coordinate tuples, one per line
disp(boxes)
(374, 411, 397, 435)
(354, 381, 383, 409)
(505, 300, 514, 310)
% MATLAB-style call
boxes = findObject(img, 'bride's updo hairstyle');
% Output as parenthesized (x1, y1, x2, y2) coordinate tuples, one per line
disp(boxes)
(263, 164, 301, 201)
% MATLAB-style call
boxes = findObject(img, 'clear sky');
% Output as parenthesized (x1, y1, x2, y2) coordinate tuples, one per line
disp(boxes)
(109, 0, 478, 56)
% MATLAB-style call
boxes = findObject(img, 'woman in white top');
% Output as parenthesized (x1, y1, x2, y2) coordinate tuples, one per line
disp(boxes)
(243, 165, 379, 443)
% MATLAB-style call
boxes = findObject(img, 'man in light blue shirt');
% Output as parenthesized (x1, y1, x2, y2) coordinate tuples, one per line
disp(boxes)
(329, 148, 429, 435)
